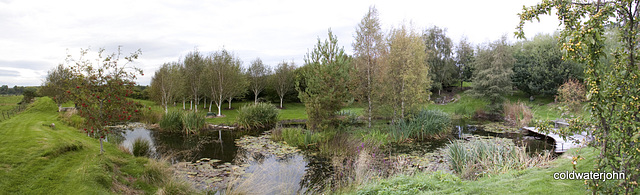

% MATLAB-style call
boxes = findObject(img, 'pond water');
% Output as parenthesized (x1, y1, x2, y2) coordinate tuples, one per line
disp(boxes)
(116, 120, 555, 193)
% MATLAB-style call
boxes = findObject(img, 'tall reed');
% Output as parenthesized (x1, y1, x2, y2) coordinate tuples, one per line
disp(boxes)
(182, 111, 204, 134)
(446, 139, 552, 179)
(236, 102, 279, 129)
(391, 109, 451, 141)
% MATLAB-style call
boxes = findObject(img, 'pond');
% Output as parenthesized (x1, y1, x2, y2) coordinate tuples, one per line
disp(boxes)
(116, 120, 555, 193)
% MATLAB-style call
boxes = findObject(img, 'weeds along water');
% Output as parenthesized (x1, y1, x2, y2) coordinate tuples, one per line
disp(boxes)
(111, 119, 557, 193)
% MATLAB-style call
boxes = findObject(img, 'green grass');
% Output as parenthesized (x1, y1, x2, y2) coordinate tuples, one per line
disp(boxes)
(353, 147, 601, 194)
(0, 97, 184, 194)
(0, 95, 23, 112)
(426, 90, 586, 121)
(425, 93, 487, 118)
(138, 99, 367, 126)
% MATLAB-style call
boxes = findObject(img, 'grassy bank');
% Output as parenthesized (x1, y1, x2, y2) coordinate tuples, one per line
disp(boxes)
(352, 147, 599, 194)
(426, 90, 586, 121)
(0, 97, 191, 194)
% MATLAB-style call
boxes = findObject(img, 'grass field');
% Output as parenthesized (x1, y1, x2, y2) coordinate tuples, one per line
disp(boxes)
(0, 95, 22, 112)
(0, 97, 183, 194)
(137, 99, 366, 125)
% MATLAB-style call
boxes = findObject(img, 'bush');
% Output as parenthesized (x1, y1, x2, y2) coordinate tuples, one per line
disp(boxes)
(236, 102, 279, 129)
(555, 78, 586, 112)
(391, 109, 451, 141)
(132, 138, 151, 157)
(182, 111, 205, 134)
(159, 111, 183, 132)
(503, 101, 533, 127)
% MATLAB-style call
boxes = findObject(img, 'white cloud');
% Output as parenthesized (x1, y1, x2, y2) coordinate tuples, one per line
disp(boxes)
(0, 0, 559, 86)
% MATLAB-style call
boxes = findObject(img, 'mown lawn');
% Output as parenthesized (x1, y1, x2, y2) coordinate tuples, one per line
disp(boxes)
(0, 97, 176, 194)
(137, 99, 365, 125)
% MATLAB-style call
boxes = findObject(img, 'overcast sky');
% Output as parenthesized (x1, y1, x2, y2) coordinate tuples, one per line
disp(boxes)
(0, 0, 559, 86)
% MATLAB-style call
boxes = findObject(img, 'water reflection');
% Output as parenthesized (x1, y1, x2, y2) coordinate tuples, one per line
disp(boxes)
(117, 120, 555, 193)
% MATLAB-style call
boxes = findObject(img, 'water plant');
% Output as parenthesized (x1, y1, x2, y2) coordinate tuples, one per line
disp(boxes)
(236, 102, 279, 129)
(132, 137, 151, 157)
(159, 110, 183, 132)
(182, 111, 205, 134)
(446, 138, 552, 179)
(391, 109, 451, 141)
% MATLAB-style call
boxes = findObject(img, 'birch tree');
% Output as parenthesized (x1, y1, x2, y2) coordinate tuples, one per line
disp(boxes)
(381, 24, 431, 121)
(206, 49, 243, 116)
(274, 60, 296, 108)
(183, 50, 206, 112)
(247, 58, 269, 104)
(352, 6, 387, 128)
(150, 62, 181, 113)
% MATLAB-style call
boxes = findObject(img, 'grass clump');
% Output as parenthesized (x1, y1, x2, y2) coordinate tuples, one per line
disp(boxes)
(182, 111, 205, 134)
(236, 102, 279, 129)
(132, 138, 151, 157)
(159, 110, 204, 134)
(391, 109, 451, 141)
(159, 111, 183, 132)
(271, 127, 329, 149)
(446, 139, 552, 180)
(503, 101, 533, 127)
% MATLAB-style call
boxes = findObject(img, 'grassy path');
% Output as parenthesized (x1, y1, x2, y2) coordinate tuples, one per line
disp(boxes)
(0, 97, 169, 194)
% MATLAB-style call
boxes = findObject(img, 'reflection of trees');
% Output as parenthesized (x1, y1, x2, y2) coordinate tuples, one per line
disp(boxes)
(150, 130, 244, 163)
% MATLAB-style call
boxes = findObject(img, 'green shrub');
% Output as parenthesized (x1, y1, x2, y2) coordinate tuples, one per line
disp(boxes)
(236, 102, 279, 129)
(391, 109, 451, 141)
(159, 111, 183, 132)
(132, 138, 151, 157)
(182, 111, 205, 134)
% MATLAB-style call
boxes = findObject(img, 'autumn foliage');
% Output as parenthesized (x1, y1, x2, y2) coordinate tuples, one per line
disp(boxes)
(65, 47, 145, 153)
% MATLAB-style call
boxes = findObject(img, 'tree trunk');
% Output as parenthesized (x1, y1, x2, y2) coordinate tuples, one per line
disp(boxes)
(217, 95, 223, 116)
(209, 100, 213, 112)
(204, 97, 207, 109)
(183, 98, 185, 110)
(255, 93, 258, 104)
(165, 105, 168, 114)
(367, 95, 372, 128)
(99, 137, 104, 154)
(280, 97, 284, 108)
(190, 100, 192, 110)
(228, 97, 232, 109)
(57, 104, 62, 112)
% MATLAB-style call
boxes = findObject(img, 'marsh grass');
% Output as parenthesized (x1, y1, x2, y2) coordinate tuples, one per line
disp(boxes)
(503, 101, 533, 127)
(159, 110, 183, 132)
(182, 111, 205, 134)
(132, 138, 151, 157)
(390, 109, 452, 141)
(446, 139, 553, 180)
(236, 102, 279, 129)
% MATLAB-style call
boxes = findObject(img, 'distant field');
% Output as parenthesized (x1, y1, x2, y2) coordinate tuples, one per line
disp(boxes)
(0, 95, 22, 112)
